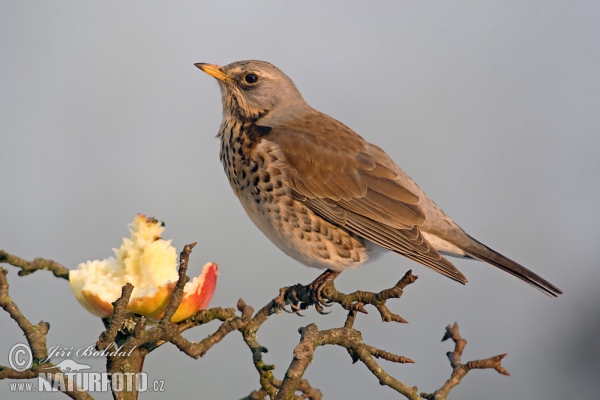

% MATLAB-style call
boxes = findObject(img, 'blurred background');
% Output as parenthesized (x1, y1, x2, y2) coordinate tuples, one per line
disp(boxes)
(1, 1, 599, 399)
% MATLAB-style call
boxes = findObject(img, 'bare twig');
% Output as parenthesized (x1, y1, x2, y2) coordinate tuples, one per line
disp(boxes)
(242, 377, 322, 400)
(364, 344, 415, 364)
(1, 245, 513, 400)
(160, 242, 195, 324)
(0, 250, 69, 280)
(240, 389, 269, 400)
(420, 322, 510, 400)
(277, 269, 417, 323)
(0, 267, 92, 399)
(277, 323, 419, 400)
(97, 283, 134, 350)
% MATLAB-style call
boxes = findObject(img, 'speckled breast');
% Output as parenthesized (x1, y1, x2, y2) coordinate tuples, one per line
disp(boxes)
(216, 118, 369, 271)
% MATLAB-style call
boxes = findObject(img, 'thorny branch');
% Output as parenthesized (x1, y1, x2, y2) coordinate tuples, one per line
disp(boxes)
(1, 248, 512, 400)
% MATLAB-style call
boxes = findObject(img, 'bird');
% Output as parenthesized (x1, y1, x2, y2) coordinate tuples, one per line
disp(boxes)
(195, 60, 562, 298)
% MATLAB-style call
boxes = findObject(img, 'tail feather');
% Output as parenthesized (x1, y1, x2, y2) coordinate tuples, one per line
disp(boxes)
(461, 235, 562, 297)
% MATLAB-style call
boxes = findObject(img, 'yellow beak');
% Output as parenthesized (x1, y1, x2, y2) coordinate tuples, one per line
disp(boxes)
(195, 63, 230, 82)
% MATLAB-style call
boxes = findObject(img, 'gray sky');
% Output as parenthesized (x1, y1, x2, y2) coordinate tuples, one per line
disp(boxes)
(1, 1, 599, 399)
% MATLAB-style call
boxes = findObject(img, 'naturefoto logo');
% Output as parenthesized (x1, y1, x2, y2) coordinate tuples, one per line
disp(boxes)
(41, 359, 92, 373)
(8, 343, 166, 394)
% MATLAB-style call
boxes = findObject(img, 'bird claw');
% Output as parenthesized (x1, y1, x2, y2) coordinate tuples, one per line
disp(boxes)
(274, 269, 341, 315)
(314, 304, 331, 315)
(274, 285, 305, 315)
(305, 269, 340, 312)
(277, 302, 294, 314)
(274, 288, 296, 314)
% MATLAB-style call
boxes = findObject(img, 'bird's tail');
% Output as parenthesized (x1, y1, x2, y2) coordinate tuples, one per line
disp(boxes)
(460, 235, 563, 297)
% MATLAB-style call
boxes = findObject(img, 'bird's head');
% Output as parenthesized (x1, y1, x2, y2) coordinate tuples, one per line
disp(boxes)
(195, 60, 311, 125)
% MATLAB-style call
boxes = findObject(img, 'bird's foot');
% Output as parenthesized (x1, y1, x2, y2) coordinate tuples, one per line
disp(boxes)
(274, 285, 306, 314)
(306, 269, 340, 313)
(274, 269, 341, 315)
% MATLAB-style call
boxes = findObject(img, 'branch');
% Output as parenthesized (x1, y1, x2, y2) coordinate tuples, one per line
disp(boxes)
(237, 299, 280, 398)
(276, 323, 419, 400)
(1, 246, 512, 400)
(99, 244, 250, 376)
(160, 242, 194, 324)
(326, 269, 417, 322)
(420, 322, 510, 400)
(277, 270, 418, 323)
(0, 267, 92, 399)
(0, 250, 69, 280)
(241, 376, 322, 400)
(97, 283, 134, 349)
(0, 268, 50, 359)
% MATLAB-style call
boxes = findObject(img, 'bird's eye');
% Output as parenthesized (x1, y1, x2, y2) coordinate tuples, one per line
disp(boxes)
(244, 73, 259, 84)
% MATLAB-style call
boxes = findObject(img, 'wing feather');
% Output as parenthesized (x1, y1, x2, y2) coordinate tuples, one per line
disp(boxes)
(364, 174, 419, 204)
(261, 112, 466, 283)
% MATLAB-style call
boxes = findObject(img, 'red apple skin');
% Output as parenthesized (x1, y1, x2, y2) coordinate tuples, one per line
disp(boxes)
(75, 262, 219, 323)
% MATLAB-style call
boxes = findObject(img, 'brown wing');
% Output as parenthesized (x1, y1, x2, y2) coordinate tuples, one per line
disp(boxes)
(264, 112, 467, 284)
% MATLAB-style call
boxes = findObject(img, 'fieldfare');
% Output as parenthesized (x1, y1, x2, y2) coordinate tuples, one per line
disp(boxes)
(196, 60, 562, 298)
